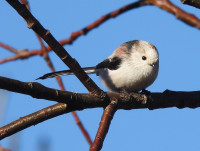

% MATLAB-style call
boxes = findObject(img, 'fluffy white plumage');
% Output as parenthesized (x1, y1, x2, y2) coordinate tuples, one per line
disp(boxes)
(37, 40, 159, 92)
(97, 40, 159, 92)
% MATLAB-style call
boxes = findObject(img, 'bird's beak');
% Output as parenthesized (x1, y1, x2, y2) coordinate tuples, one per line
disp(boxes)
(149, 63, 155, 67)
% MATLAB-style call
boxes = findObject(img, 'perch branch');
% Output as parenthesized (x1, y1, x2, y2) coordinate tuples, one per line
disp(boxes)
(1, 76, 200, 140)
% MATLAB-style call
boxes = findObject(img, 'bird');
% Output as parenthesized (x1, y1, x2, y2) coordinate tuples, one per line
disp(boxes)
(37, 40, 159, 92)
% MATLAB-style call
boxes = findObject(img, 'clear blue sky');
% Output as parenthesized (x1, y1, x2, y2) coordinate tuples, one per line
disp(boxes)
(1, 0, 200, 151)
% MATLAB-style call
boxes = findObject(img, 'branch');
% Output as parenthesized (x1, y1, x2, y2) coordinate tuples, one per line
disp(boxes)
(181, 0, 200, 9)
(72, 111, 92, 145)
(1, 76, 200, 140)
(0, 0, 149, 64)
(90, 101, 118, 151)
(0, 47, 42, 64)
(60, 0, 150, 45)
(1, 76, 200, 110)
(6, 0, 102, 96)
(17, 0, 93, 145)
(0, 42, 19, 54)
(0, 103, 68, 140)
(148, 0, 200, 28)
(2, 0, 200, 65)
(0, 146, 11, 151)
(20, 0, 30, 10)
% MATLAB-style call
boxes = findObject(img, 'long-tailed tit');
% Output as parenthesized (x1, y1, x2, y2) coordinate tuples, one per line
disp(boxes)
(37, 40, 159, 92)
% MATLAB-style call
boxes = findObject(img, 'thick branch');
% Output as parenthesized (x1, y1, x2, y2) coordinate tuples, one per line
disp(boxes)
(1, 76, 200, 110)
(181, 0, 200, 9)
(1, 76, 200, 140)
(5, 0, 102, 96)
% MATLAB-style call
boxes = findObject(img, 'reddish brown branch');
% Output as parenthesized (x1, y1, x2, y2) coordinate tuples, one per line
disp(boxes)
(2, 0, 200, 65)
(0, 42, 19, 54)
(0, 103, 68, 140)
(90, 102, 118, 151)
(72, 111, 93, 145)
(0, 48, 43, 64)
(148, 0, 200, 28)
(60, 0, 150, 45)
(0, 0, 149, 65)
(0, 146, 11, 151)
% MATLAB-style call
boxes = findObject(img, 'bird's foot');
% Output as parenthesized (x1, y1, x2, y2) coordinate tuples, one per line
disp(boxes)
(140, 89, 154, 105)
(120, 89, 131, 100)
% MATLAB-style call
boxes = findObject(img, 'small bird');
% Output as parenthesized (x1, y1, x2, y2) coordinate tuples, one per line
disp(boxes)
(37, 40, 159, 92)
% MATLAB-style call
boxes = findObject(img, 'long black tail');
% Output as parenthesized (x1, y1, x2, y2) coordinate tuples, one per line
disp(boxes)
(36, 67, 96, 80)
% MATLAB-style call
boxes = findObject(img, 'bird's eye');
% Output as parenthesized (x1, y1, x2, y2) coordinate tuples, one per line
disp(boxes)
(142, 56, 147, 60)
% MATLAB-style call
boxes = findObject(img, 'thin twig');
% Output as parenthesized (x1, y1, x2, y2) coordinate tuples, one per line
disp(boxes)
(59, 0, 150, 45)
(2, 0, 200, 65)
(0, 0, 150, 64)
(72, 111, 93, 145)
(0, 42, 19, 54)
(0, 146, 11, 151)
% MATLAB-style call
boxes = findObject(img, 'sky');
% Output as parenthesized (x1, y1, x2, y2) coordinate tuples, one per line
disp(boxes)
(1, 0, 200, 151)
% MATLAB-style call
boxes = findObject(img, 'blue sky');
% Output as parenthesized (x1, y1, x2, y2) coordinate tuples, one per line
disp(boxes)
(1, 0, 200, 151)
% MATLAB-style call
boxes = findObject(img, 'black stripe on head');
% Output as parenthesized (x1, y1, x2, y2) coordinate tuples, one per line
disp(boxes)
(125, 40, 139, 52)
(96, 56, 122, 70)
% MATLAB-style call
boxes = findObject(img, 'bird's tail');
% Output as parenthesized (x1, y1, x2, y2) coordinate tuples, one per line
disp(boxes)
(36, 67, 96, 80)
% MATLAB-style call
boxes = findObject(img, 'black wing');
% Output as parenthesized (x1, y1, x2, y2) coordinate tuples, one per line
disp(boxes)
(96, 56, 122, 70)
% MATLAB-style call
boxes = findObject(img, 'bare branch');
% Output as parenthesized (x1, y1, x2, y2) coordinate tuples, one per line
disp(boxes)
(1, 76, 200, 140)
(0, 42, 19, 54)
(2, 0, 200, 65)
(181, 0, 200, 9)
(60, 0, 150, 45)
(5, 0, 103, 96)
(0, 0, 149, 64)
(0, 103, 68, 140)
(16, 1, 92, 143)
(0, 146, 11, 151)
(20, 0, 30, 11)
(1, 76, 200, 110)
(72, 111, 93, 145)
(90, 101, 118, 151)
(148, 0, 200, 28)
